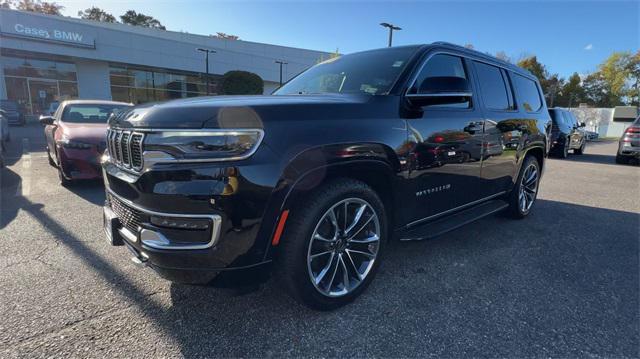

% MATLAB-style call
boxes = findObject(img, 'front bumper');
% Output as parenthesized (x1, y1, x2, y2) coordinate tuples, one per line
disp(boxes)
(59, 147, 103, 180)
(101, 143, 283, 284)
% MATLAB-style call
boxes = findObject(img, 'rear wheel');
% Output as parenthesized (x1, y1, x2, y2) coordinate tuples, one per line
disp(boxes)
(277, 179, 386, 310)
(559, 138, 569, 158)
(506, 156, 540, 219)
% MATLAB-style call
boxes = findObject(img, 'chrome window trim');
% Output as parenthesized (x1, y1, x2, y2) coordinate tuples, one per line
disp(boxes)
(107, 189, 222, 250)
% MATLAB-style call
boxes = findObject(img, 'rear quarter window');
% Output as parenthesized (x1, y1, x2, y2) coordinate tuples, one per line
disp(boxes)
(512, 74, 542, 112)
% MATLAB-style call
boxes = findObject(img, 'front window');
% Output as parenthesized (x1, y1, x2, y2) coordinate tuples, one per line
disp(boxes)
(274, 47, 420, 96)
(62, 104, 130, 124)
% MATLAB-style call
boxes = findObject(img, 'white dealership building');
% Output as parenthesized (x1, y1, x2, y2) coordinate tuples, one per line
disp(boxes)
(0, 8, 330, 117)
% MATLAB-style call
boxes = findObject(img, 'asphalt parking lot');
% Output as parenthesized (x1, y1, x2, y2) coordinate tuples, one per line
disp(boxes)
(1, 123, 638, 358)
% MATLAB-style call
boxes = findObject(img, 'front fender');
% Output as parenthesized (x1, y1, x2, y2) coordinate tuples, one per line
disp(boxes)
(258, 143, 402, 261)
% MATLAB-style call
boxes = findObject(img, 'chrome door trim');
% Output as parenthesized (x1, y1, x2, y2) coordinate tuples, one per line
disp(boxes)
(405, 191, 508, 228)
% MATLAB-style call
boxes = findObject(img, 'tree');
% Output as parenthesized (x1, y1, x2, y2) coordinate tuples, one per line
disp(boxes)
(220, 71, 263, 95)
(120, 10, 165, 30)
(626, 51, 639, 106)
(598, 51, 633, 106)
(517, 56, 547, 81)
(582, 72, 610, 107)
(495, 51, 511, 63)
(9, 0, 63, 15)
(78, 7, 116, 23)
(517, 56, 565, 107)
(214, 32, 239, 40)
(557, 72, 585, 107)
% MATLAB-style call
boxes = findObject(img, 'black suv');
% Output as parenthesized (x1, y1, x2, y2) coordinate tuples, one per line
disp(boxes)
(548, 108, 587, 158)
(102, 43, 550, 309)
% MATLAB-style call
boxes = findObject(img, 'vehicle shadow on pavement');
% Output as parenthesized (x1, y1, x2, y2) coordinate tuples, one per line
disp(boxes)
(563, 153, 620, 166)
(0, 167, 21, 229)
(64, 179, 106, 206)
(160, 199, 638, 357)
(12, 195, 640, 357)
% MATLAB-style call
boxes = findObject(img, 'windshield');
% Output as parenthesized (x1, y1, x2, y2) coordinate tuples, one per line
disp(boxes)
(274, 47, 419, 96)
(62, 104, 131, 124)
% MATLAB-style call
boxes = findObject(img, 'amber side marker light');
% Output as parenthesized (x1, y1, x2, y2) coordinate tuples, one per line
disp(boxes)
(271, 210, 290, 246)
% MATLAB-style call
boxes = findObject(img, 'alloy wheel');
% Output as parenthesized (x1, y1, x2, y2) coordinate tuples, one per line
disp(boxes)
(518, 163, 539, 213)
(307, 198, 381, 297)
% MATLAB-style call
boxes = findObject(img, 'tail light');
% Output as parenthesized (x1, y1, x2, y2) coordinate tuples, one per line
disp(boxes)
(623, 126, 640, 142)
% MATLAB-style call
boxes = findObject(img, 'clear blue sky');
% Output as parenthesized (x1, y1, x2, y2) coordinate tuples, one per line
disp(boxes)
(56, 0, 638, 78)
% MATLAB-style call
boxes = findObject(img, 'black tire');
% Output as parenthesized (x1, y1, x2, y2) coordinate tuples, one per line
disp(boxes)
(559, 138, 569, 158)
(574, 140, 585, 155)
(506, 156, 541, 219)
(57, 159, 72, 186)
(47, 149, 56, 167)
(276, 179, 387, 310)
(615, 154, 629, 164)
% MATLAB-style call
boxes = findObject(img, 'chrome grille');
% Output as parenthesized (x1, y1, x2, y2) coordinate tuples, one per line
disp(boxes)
(108, 193, 143, 233)
(107, 129, 144, 171)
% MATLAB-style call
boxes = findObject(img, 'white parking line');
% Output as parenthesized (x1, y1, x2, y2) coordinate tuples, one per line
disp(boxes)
(15, 138, 31, 197)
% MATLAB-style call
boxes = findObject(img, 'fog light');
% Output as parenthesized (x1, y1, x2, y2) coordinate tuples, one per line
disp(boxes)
(150, 216, 210, 230)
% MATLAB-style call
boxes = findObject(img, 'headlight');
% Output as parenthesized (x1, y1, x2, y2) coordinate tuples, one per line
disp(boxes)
(144, 129, 264, 161)
(57, 138, 93, 149)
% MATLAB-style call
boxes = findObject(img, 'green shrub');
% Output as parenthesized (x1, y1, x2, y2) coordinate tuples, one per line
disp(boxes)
(221, 71, 264, 95)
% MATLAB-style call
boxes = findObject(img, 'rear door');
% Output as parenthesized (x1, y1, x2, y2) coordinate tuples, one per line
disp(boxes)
(471, 61, 519, 197)
(406, 53, 485, 223)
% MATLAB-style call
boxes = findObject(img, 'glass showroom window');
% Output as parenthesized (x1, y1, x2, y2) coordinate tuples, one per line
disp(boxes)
(1, 56, 78, 115)
(109, 66, 212, 104)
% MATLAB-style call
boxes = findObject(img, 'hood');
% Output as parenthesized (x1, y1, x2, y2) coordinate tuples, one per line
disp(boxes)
(60, 122, 108, 143)
(109, 94, 377, 129)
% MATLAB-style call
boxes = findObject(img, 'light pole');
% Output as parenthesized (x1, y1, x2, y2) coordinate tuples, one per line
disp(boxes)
(380, 22, 401, 47)
(275, 60, 288, 86)
(196, 48, 216, 95)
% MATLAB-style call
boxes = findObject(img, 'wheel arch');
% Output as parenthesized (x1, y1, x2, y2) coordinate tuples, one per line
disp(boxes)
(261, 144, 401, 261)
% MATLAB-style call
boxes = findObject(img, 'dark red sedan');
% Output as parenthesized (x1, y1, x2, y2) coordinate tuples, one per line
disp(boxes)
(41, 100, 132, 185)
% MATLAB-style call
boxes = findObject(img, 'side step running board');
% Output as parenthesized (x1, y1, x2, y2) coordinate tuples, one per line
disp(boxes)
(398, 199, 508, 241)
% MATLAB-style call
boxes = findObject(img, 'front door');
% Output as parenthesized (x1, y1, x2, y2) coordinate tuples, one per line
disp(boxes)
(28, 80, 58, 116)
(406, 53, 485, 223)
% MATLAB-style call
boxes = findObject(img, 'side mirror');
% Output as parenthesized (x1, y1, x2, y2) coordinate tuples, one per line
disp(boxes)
(406, 77, 472, 107)
(39, 115, 55, 126)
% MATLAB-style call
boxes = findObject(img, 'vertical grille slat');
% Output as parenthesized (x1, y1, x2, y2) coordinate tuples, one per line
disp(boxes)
(121, 132, 131, 167)
(130, 134, 144, 170)
(107, 129, 144, 172)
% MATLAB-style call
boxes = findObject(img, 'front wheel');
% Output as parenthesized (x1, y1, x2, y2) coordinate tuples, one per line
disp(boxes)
(506, 156, 541, 218)
(276, 179, 386, 310)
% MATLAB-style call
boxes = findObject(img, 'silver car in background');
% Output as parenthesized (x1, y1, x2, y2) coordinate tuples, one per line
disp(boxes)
(616, 116, 640, 164)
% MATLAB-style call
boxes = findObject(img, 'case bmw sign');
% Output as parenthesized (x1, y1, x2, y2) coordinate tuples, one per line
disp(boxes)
(1, 17, 95, 48)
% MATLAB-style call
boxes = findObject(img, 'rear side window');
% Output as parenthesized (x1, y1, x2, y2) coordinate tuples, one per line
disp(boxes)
(474, 62, 511, 110)
(512, 74, 542, 112)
